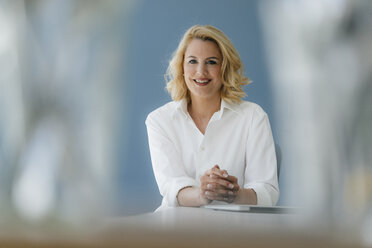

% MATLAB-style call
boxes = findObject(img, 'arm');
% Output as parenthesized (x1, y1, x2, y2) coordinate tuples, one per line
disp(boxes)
(244, 107, 279, 206)
(146, 113, 199, 207)
(147, 113, 244, 207)
(234, 188, 257, 205)
(177, 186, 211, 207)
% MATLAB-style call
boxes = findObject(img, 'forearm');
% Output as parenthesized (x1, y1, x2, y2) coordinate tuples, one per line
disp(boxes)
(234, 188, 257, 205)
(177, 186, 210, 207)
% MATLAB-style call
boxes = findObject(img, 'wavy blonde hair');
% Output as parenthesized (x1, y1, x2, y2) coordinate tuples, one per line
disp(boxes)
(165, 25, 251, 103)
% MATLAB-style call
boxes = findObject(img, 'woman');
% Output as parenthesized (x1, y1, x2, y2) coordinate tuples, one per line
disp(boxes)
(146, 25, 279, 210)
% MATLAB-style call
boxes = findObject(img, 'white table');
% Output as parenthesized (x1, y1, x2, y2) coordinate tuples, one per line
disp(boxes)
(0, 207, 362, 247)
(101, 207, 360, 248)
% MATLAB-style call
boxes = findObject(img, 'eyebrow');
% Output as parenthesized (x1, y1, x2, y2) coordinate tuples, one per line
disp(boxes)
(186, 55, 220, 60)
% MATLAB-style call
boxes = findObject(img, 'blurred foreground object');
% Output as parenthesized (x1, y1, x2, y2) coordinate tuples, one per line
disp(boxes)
(0, 0, 134, 226)
(259, 0, 372, 245)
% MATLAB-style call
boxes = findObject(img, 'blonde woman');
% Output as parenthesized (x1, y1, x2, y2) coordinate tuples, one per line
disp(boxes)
(146, 25, 279, 210)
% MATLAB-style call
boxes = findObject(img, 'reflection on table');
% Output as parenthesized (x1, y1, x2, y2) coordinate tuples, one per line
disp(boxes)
(0, 207, 364, 247)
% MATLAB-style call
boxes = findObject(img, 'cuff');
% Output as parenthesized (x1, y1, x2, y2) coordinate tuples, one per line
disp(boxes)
(244, 183, 278, 206)
(166, 177, 198, 207)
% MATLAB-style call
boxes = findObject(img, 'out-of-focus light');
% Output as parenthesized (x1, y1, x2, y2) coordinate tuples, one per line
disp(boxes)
(12, 119, 63, 221)
(259, 0, 372, 245)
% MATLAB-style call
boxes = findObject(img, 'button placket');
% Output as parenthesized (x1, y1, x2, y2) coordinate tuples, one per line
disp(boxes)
(196, 139, 206, 181)
(199, 129, 208, 152)
(199, 136, 205, 152)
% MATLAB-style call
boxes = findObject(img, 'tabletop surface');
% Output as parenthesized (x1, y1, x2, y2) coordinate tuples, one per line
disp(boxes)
(0, 207, 364, 248)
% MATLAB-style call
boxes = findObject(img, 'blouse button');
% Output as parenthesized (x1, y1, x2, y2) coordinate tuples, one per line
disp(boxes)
(200, 146, 205, 151)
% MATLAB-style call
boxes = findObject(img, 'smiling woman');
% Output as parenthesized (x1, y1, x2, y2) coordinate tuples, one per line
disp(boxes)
(166, 25, 249, 104)
(183, 39, 223, 134)
(146, 25, 279, 210)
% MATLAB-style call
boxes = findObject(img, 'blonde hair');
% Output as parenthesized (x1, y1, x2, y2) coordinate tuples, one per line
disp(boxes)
(165, 25, 251, 103)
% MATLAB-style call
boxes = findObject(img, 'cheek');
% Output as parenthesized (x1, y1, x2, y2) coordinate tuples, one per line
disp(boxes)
(209, 65, 221, 75)
(182, 68, 192, 86)
(183, 65, 193, 76)
(213, 69, 222, 81)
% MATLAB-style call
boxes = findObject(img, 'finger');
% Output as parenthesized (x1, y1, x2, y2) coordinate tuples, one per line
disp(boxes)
(204, 169, 212, 177)
(220, 169, 229, 178)
(200, 174, 220, 184)
(210, 166, 222, 176)
(210, 169, 238, 184)
(205, 190, 227, 200)
(211, 195, 236, 203)
(201, 180, 230, 192)
(208, 177, 237, 190)
(204, 187, 237, 197)
(202, 173, 227, 186)
(222, 175, 239, 184)
(200, 175, 222, 188)
(200, 180, 218, 192)
(225, 196, 236, 203)
(204, 165, 220, 177)
(234, 183, 240, 192)
(200, 179, 211, 191)
(210, 165, 220, 173)
(214, 188, 238, 197)
(204, 191, 237, 202)
(209, 173, 218, 179)
(202, 172, 240, 191)
(200, 174, 208, 185)
(204, 190, 214, 199)
(211, 168, 228, 179)
(205, 182, 236, 193)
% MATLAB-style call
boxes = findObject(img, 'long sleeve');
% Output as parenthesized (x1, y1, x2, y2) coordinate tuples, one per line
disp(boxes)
(244, 106, 279, 206)
(145, 112, 197, 208)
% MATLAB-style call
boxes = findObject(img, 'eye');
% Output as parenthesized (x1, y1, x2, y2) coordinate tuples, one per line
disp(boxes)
(188, 59, 197, 64)
(206, 60, 217, 65)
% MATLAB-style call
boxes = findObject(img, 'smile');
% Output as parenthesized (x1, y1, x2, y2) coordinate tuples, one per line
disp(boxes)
(193, 79, 211, 86)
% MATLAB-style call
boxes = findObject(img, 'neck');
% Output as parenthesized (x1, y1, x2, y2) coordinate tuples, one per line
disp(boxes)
(188, 95, 221, 120)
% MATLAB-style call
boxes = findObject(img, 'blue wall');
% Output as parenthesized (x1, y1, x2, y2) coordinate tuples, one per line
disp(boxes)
(116, 0, 277, 215)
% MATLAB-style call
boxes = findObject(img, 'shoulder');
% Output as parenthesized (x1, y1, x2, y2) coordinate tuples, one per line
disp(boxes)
(237, 101, 272, 132)
(146, 101, 178, 125)
(236, 100, 268, 117)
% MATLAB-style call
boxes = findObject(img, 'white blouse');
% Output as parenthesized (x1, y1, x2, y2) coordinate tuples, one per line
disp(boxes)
(145, 98, 279, 210)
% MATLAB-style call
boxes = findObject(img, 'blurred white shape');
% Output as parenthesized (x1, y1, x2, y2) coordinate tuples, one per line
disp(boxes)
(12, 118, 64, 221)
(0, 0, 138, 227)
(0, 0, 26, 214)
(259, 0, 372, 244)
(0, 8, 13, 53)
(363, 209, 372, 245)
(259, 0, 349, 215)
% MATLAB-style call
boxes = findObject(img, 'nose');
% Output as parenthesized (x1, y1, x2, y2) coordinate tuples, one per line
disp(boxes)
(196, 63, 207, 75)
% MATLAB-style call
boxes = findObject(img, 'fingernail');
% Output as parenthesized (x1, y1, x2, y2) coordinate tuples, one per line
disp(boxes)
(223, 173, 228, 178)
(205, 191, 210, 195)
(228, 191, 234, 195)
(207, 184, 212, 189)
(224, 198, 229, 201)
(229, 184, 234, 189)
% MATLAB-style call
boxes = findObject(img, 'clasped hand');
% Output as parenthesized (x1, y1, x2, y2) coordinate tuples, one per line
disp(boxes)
(200, 165, 240, 203)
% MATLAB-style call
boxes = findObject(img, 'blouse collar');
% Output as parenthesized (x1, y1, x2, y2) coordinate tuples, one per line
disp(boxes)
(173, 98, 242, 120)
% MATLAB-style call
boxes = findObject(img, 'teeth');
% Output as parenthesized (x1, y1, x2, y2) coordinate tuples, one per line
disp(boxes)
(195, 79, 210, 83)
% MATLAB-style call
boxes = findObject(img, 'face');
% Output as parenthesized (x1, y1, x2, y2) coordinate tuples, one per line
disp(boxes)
(183, 38, 223, 102)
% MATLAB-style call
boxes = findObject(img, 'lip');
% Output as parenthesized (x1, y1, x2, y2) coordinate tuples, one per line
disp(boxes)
(193, 78, 211, 86)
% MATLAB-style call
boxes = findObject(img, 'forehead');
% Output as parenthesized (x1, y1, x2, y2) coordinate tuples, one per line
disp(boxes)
(184, 38, 222, 58)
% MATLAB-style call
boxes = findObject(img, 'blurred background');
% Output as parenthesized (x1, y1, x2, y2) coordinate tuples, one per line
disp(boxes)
(0, 0, 371, 245)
